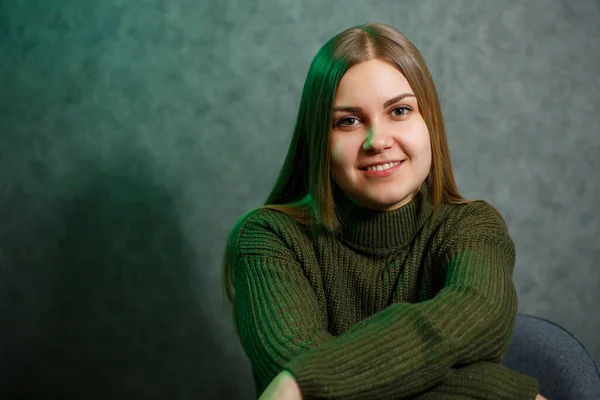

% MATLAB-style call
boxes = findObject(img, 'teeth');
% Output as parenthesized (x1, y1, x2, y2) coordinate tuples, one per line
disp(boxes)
(366, 161, 400, 171)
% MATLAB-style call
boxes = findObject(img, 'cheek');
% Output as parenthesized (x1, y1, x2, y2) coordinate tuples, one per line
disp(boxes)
(331, 137, 354, 167)
(420, 135, 432, 160)
(406, 123, 431, 159)
(419, 134, 433, 172)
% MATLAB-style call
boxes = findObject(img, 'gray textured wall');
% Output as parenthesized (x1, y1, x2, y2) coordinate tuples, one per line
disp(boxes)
(1, 0, 598, 398)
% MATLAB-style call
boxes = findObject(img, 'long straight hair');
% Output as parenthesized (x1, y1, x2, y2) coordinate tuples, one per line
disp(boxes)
(222, 22, 473, 337)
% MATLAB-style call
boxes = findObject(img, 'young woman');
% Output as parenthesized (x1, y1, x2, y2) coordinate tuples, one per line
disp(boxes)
(222, 22, 547, 400)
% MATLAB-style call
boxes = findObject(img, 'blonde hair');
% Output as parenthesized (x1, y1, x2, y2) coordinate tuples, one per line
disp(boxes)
(222, 22, 473, 338)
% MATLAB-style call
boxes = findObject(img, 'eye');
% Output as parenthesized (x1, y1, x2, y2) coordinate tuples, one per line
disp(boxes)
(334, 116, 359, 127)
(391, 106, 412, 117)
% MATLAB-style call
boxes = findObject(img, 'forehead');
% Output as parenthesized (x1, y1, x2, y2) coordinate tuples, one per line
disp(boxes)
(334, 59, 413, 104)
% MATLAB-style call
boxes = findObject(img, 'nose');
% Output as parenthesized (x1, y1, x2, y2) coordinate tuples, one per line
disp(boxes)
(362, 125, 393, 152)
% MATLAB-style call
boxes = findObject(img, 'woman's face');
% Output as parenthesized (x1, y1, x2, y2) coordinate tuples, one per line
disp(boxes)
(330, 59, 432, 211)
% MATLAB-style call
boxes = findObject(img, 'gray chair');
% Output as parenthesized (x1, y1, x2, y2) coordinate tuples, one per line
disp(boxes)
(503, 314, 600, 400)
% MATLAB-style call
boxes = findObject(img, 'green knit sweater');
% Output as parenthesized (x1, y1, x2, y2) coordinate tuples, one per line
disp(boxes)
(230, 183, 540, 399)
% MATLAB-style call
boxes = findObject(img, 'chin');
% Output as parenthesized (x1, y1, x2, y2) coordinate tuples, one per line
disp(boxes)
(369, 191, 415, 210)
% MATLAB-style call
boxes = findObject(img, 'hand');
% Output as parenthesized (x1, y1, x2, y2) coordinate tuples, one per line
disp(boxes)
(536, 394, 548, 400)
(258, 370, 303, 400)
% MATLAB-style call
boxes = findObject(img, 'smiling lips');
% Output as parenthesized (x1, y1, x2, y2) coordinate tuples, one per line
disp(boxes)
(363, 161, 402, 171)
(360, 160, 404, 177)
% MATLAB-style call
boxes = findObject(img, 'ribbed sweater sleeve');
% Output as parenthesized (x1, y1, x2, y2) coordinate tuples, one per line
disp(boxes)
(232, 204, 538, 399)
(232, 211, 335, 396)
(413, 362, 539, 399)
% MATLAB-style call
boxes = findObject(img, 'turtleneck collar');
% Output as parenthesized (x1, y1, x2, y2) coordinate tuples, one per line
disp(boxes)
(334, 182, 434, 251)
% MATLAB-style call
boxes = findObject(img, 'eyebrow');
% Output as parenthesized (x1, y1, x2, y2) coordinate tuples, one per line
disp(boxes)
(333, 93, 416, 113)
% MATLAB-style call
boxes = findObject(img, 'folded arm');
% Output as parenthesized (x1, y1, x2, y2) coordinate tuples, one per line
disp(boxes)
(413, 362, 539, 399)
